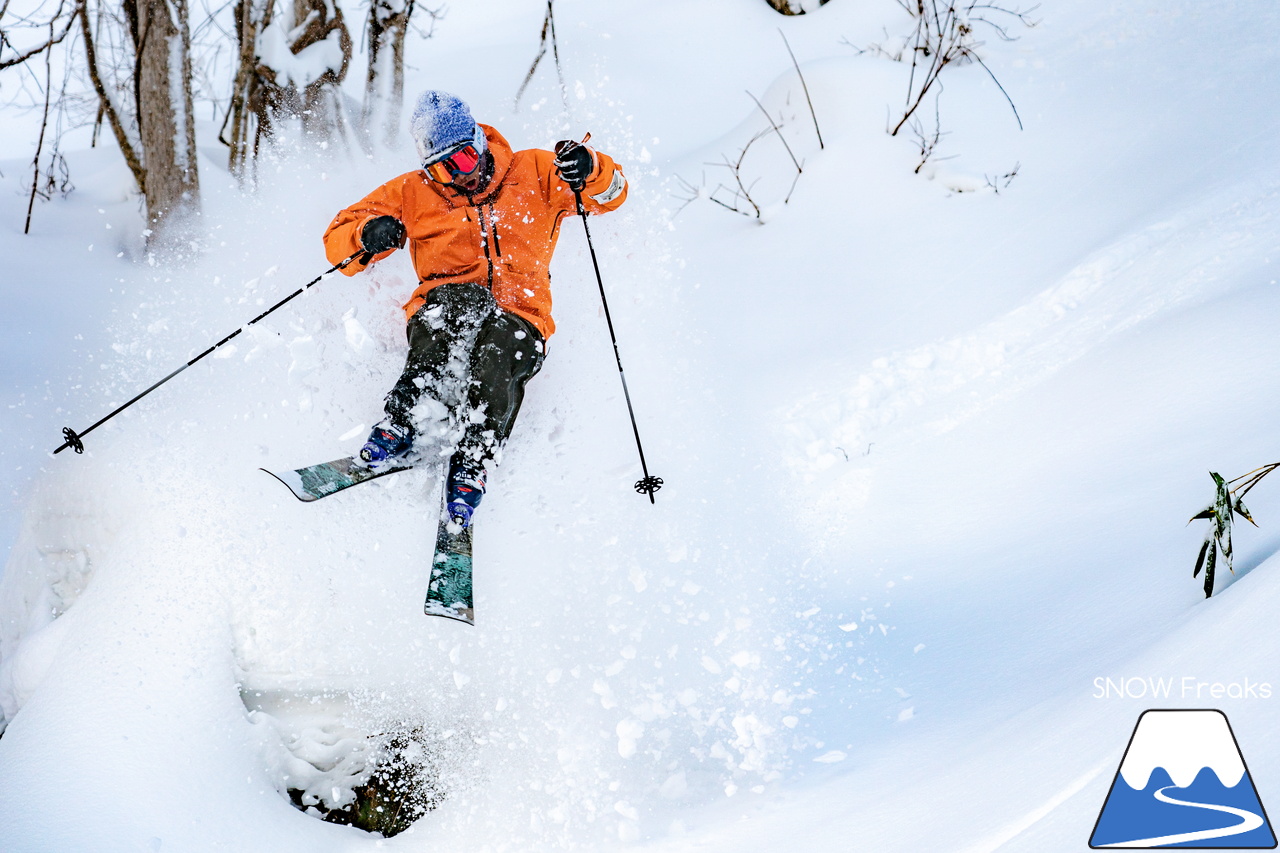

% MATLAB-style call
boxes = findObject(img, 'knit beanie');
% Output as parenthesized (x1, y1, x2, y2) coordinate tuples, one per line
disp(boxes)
(409, 90, 487, 164)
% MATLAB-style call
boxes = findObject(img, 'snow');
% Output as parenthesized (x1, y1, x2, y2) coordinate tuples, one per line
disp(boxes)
(1118, 711, 1246, 790)
(2, 0, 1280, 850)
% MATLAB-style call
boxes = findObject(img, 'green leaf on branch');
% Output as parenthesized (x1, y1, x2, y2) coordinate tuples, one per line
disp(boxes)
(1190, 471, 1235, 597)
(1234, 497, 1256, 526)
(1188, 462, 1278, 597)
(1198, 537, 1218, 596)
(1193, 539, 1210, 579)
(1203, 540, 1216, 598)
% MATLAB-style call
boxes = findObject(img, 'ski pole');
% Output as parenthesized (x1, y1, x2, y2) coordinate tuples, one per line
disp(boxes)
(572, 186, 663, 503)
(52, 250, 366, 456)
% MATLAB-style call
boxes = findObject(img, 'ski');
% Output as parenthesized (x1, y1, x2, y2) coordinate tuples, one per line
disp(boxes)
(263, 454, 474, 624)
(425, 499, 474, 624)
(261, 456, 414, 502)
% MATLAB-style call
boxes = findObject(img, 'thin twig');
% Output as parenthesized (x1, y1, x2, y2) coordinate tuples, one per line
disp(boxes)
(783, 169, 802, 204)
(970, 50, 1022, 129)
(1230, 463, 1280, 499)
(0, 0, 74, 70)
(514, 0, 566, 110)
(745, 90, 802, 174)
(778, 28, 822, 149)
(78, 0, 146, 193)
(24, 18, 55, 234)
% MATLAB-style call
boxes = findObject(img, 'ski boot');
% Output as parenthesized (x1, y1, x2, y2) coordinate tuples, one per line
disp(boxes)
(446, 458, 486, 528)
(358, 419, 415, 470)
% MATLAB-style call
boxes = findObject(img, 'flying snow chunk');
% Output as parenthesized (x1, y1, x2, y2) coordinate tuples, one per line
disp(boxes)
(288, 336, 319, 377)
(813, 751, 847, 764)
(616, 719, 645, 758)
(342, 310, 373, 355)
(338, 423, 366, 442)
(660, 772, 688, 799)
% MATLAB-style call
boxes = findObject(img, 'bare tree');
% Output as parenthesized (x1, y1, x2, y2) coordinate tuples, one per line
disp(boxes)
(362, 1, 440, 149)
(222, 0, 272, 177)
(222, 0, 352, 179)
(275, 0, 351, 141)
(134, 0, 200, 236)
(75, 0, 201, 245)
(78, 0, 146, 191)
(514, 0, 566, 110)
(362, 0, 411, 148)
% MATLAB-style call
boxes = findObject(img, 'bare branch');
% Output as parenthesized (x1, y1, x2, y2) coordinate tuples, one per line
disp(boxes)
(778, 28, 822, 150)
(0, 0, 75, 70)
(514, 0, 566, 111)
(876, 0, 1029, 143)
(24, 20, 55, 233)
(983, 161, 1020, 193)
(969, 49, 1022, 129)
(746, 90, 802, 174)
(78, 0, 146, 193)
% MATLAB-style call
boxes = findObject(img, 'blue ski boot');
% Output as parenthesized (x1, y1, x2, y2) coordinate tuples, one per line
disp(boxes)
(358, 420, 415, 470)
(446, 459, 486, 528)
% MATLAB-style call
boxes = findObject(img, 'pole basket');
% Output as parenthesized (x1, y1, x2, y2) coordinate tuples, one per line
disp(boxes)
(62, 427, 85, 454)
(635, 476, 663, 499)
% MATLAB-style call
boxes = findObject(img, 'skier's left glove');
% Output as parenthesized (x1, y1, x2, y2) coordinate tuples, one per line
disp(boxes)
(553, 141, 595, 192)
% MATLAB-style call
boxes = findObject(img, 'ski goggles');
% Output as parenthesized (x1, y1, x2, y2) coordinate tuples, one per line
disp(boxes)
(424, 142, 483, 183)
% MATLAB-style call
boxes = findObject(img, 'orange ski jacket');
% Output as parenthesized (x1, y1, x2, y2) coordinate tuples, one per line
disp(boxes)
(323, 125, 628, 341)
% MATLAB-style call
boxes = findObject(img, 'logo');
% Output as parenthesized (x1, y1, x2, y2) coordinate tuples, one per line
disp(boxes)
(1090, 709, 1276, 848)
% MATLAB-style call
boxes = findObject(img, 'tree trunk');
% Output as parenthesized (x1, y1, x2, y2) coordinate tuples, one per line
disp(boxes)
(133, 0, 200, 242)
(293, 0, 352, 144)
(362, 0, 412, 149)
(223, 0, 273, 179)
(223, 0, 353, 165)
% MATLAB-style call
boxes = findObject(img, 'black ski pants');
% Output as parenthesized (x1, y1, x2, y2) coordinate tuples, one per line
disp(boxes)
(384, 282, 544, 466)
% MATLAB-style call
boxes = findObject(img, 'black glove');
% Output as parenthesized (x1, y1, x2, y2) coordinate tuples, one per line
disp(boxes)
(360, 215, 406, 255)
(553, 141, 595, 192)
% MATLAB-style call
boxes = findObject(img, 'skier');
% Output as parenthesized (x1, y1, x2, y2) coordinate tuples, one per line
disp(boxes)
(323, 91, 629, 528)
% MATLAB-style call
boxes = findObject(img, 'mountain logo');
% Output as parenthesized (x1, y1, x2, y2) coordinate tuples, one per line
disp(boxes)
(1090, 709, 1277, 848)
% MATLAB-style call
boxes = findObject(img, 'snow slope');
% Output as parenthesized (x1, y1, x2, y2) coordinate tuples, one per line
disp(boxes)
(2, 0, 1279, 850)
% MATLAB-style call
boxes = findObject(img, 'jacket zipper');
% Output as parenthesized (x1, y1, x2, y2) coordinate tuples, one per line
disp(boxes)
(488, 204, 502, 257)
(476, 202, 494, 289)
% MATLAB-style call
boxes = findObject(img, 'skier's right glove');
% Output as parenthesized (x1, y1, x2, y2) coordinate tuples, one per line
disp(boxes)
(553, 141, 595, 193)
(360, 215, 406, 256)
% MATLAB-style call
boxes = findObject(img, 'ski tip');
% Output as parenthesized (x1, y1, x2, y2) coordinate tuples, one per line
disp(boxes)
(259, 468, 320, 502)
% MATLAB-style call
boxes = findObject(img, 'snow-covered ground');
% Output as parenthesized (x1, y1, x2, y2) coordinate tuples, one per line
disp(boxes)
(2, 0, 1279, 849)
